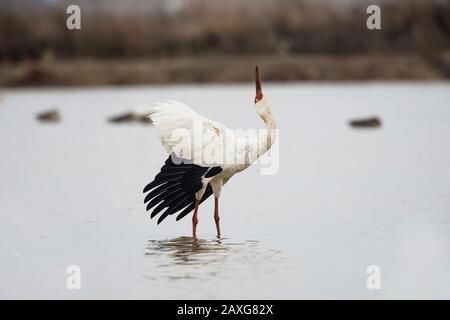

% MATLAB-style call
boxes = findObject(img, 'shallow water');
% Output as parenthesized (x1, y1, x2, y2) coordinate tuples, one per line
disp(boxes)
(145, 237, 272, 280)
(0, 83, 449, 299)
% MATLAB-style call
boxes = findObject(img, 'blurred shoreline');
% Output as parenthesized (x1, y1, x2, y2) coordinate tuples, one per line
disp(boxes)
(1, 52, 450, 87)
(1, 0, 449, 86)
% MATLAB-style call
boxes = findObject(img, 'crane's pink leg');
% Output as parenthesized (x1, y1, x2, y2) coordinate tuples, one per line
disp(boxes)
(192, 200, 200, 238)
(214, 197, 221, 238)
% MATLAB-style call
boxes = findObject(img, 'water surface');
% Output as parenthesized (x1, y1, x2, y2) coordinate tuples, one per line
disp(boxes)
(0, 83, 449, 299)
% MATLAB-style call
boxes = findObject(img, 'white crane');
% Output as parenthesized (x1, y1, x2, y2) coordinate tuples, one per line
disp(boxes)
(143, 67, 277, 238)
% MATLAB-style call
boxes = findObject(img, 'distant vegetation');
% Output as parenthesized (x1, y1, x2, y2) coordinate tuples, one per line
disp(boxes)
(0, 0, 449, 85)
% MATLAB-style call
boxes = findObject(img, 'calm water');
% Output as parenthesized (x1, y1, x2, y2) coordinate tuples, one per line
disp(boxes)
(0, 83, 449, 299)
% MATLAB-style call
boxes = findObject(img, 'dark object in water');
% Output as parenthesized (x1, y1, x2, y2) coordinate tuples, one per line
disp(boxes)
(36, 109, 61, 123)
(349, 116, 381, 128)
(108, 111, 151, 124)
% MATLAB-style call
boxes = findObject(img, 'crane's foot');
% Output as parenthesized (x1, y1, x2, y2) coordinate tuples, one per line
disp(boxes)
(215, 223, 221, 239)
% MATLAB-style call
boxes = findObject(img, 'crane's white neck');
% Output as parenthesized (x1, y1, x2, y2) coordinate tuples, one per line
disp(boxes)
(252, 96, 277, 160)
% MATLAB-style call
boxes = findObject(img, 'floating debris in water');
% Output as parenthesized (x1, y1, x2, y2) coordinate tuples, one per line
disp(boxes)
(349, 116, 381, 128)
(36, 109, 61, 123)
(108, 109, 152, 124)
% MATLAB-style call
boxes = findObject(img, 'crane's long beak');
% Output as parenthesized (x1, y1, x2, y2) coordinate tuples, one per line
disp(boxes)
(256, 66, 262, 95)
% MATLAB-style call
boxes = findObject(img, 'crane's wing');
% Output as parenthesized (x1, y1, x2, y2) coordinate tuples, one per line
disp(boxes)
(144, 100, 228, 223)
(148, 100, 229, 166)
(143, 153, 222, 224)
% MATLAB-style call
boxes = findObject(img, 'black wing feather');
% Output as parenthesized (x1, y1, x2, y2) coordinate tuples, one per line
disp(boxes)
(205, 166, 223, 178)
(143, 154, 222, 224)
(144, 182, 181, 204)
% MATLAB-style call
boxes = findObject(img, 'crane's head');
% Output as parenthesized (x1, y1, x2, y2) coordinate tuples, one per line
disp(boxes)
(255, 66, 264, 104)
(254, 66, 271, 121)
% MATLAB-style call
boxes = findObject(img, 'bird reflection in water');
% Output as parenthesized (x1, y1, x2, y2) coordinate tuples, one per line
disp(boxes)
(144, 236, 264, 281)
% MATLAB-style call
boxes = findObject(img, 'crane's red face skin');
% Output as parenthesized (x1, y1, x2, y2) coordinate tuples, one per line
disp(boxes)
(255, 66, 263, 103)
(255, 91, 263, 103)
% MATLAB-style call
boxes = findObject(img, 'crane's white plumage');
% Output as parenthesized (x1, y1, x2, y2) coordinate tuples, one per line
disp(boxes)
(143, 67, 276, 237)
(148, 99, 231, 167)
